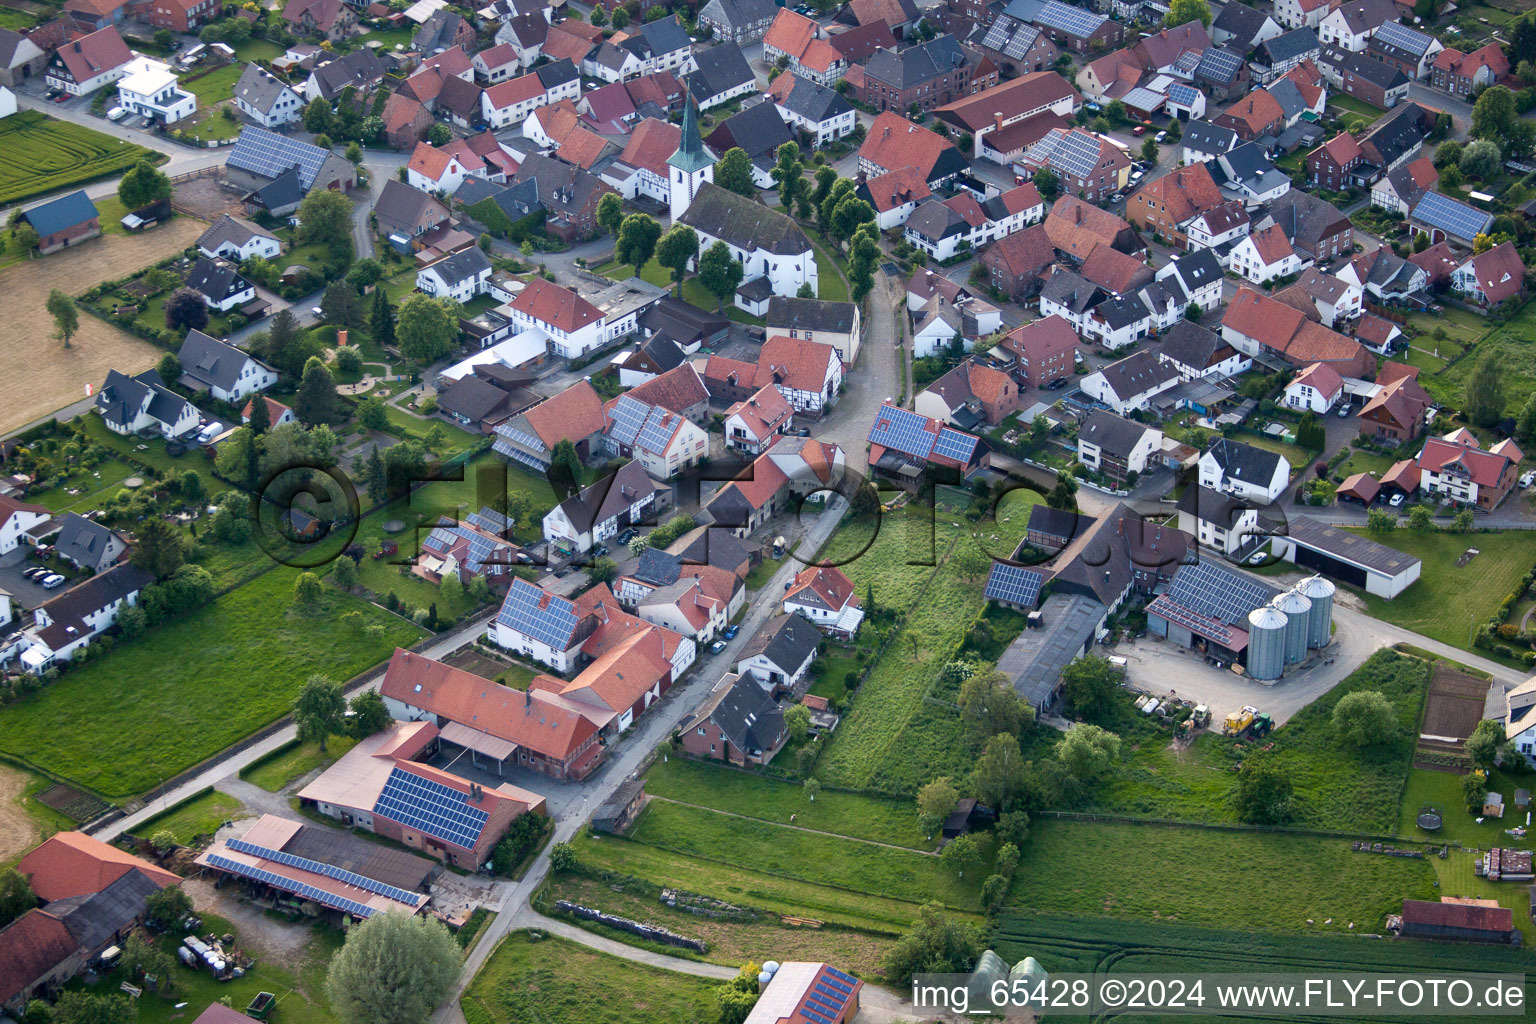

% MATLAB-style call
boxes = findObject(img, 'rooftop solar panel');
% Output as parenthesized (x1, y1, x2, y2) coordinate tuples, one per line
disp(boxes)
(867, 404, 938, 459)
(984, 563, 1044, 607)
(373, 766, 489, 850)
(225, 838, 424, 906)
(1373, 20, 1431, 55)
(1173, 50, 1202, 73)
(1162, 560, 1277, 626)
(468, 507, 510, 533)
(607, 394, 649, 447)
(1195, 47, 1242, 82)
(206, 854, 378, 918)
(933, 427, 979, 463)
(1035, 0, 1106, 36)
(227, 127, 331, 190)
(635, 406, 680, 455)
(1410, 191, 1493, 242)
(495, 578, 581, 647)
(1167, 83, 1200, 106)
(826, 967, 859, 986)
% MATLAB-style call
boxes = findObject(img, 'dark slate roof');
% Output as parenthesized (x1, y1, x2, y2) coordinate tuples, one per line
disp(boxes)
(94, 367, 195, 430)
(1265, 189, 1349, 247)
(1094, 348, 1177, 401)
(185, 257, 251, 303)
(675, 527, 751, 573)
(779, 78, 853, 123)
(1267, 77, 1306, 121)
(766, 296, 857, 334)
(311, 48, 384, 100)
(1040, 268, 1102, 314)
(701, 0, 779, 28)
(905, 199, 968, 242)
(1079, 409, 1152, 457)
(536, 57, 580, 90)
(375, 178, 446, 230)
(412, 10, 466, 51)
(1183, 120, 1238, 157)
(684, 41, 754, 101)
(1361, 103, 1425, 167)
(639, 297, 729, 345)
(1212, 2, 1271, 46)
(1319, 42, 1407, 88)
(490, 176, 543, 221)
(678, 182, 812, 256)
(699, 673, 785, 755)
(178, 329, 266, 392)
(706, 100, 794, 162)
(555, 460, 662, 534)
(634, 546, 683, 586)
(1094, 292, 1151, 330)
(1163, 247, 1224, 295)
(631, 333, 688, 372)
(514, 152, 607, 220)
(425, 245, 492, 286)
(639, 14, 691, 56)
(46, 869, 162, 952)
(251, 165, 305, 210)
(21, 189, 97, 237)
(1175, 482, 1256, 530)
(501, 11, 548, 48)
(34, 563, 154, 649)
(1026, 503, 1088, 542)
(53, 513, 119, 572)
(233, 62, 296, 114)
(864, 33, 968, 89)
(740, 611, 820, 672)
(1256, 26, 1318, 64)
(1157, 319, 1228, 370)
(436, 374, 515, 422)
(1204, 436, 1284, 483)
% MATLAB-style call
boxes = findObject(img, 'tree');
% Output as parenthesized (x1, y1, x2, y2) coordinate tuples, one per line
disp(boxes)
(365, 445, 388, 502)
(123, 931, 177, 995)
(549, 438, 584, 497)
(1140, 137, 1159, 162)
(1459, 138, 1502, 180)
(1366, 508, 1397, 533)
(117, 157, 171, 210)
(716, 964, 762, 1024)
(595, 192, 624, 238)
(40, 287, 83, 355)
(350, 689, 392, 737)
(295, 674, 345, 751)
(1465, 351, 1506, 428)
(698, 240, 743, 311)
(13, 221, 37, 255)
(1061, 655, 1120, 722)
(131, 517, 185, 579)
(347, 258, 385, 291)
(969, 732, 1026, 809)
(950, 544, 990, 582)
(326, 910, 460, 1024)
(1408, 504, 1435, 533)
(293, 571, 324, 606)
(1471, 86, 1518, 142)
(1054, 724, 1121, 783)
(396, 293, 460, 364)
(1453, 508, 1475, 533)
(1332, 690, 1398, 748)
(590, 2, 606, 23)
(1466, 718, 1510, 772)
(1434, 140, 1464, 168)
(322, 279, 363, 328)
(165, 287, 209, 331)
(783, 702, 811, 742)
(940, 832, 981, 877)
(304, 97, 334, 134)
(0, 868, 35, 928)
(1296, 411, 1324, 450)
(1463, 769, 1489, 812)
(1046, 470, 1078, 512)
(1235, 755, 1293, 824)
(297, 188, 355, 252)
(655, 224, 699, 297)
(715, 147, 757, 196)
(880, 902, 981, 985)
(368, 287, 396, 345)
(1165, 0, 1211, 26)
(959, 670, 1034, 744)
(247, 393, 273, 436)
(980, 873, 1009, 911)
(916, 775, 959, 834)
(51, 992, 136, 1024)
(296, 356, 339, 425)
(616, 213, 662, 274)
(771, 141, 805, 211)
(144, 884, 193, 929)
(611, 5, 629, 27)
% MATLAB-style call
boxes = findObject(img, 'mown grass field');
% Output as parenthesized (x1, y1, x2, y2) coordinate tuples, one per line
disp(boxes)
(1397, 763, 1536, 846)
(1088, 649, 1428, 832)
(461, 930, 719, 1024)
(0, 568, 423, 799)
(1417, 310, 1536, 410)
(133, 788, 250, 845)
(1345, 528, 1536, 653)
(179, 62, 244, 104)
(993, 912, 1536, 1023)
(0, 110, 160, 205)
(240, 736, 360, 793)
(1009, 819, 1438, 933)
(644, 756, 929, 848)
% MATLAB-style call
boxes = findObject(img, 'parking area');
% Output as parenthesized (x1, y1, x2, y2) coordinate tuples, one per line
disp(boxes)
(0, 548, 69, 610)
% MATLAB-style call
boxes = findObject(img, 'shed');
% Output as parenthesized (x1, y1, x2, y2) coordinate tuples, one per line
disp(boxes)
(1337, 472, 1380, 505)
(1483, 791, 1504, 818)
(1516, 788, 1530, 811)
(591, 778, 646, 833)
(941, 797, 994, 838)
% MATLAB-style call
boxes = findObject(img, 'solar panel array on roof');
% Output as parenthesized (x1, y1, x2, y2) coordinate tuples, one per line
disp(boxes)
(1195, 47, 1243, 82)
(1147, 593, 1242, 646)
(496, 578, 580, 646)
(1167, 82, 1200, 106)
(226, 838, 424, 906)
(1163, 560, 1277, 626)
(373, 766, 489, 850)
(493, 423, 549, 469)
(206, 853, 378, 918)
(1121, 86, 1165, 111)
(1173, 50, 1202, 74)
(934, 427, 979, 463)
(1411, 191, 1493, 242)
(984, 563, 1045, 606)
(981, 16, 1040, 58)
(867, 404, 937, 459)
(228, 127, 330, 190)
(1373, 20, 1432, 55)
(606, 394, 649, 447)
(1033, 0, 1107, 36)
(1033, 129, 1104, 179)
(467, 507, 510, 533)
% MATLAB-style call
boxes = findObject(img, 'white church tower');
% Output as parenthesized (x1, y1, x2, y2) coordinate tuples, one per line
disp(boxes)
(666, 95, 715, 221)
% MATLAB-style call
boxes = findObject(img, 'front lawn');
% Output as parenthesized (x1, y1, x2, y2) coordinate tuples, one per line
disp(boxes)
(179, 62, 246, 105)
(134, 788, 250, 845)
(461, 930, 719, 1024)
(596, 257, 762, 327)
(0, 567, 424, 799)
(1329, 94, 1386, 120)
(1335, 447, 1400, 479)
(811, 239, 849, 303)
(1345, 527, 1536, 653)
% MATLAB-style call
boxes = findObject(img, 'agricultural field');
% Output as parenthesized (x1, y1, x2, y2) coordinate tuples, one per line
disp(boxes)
(1345, 528, 1536, 654)
(0, 110, 161, 205)
(461, 930, 719, 1024)
(1009, 820, 1438, 933)
(133, 788, 250, 845)
(0, 216, 205, 434)
(1087, 649, 1428, 832)
(0, 567, 423, 799)
(1416, 311, 1536, 410)
(993, 912, 1536, 1023)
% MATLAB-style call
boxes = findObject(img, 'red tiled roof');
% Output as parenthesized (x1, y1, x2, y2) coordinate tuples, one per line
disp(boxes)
(1218, 89, 1283, 135)
(859, 112, 957, 177)
(763, 7, 817, 57)
(1401, 898, 1513, 932)
(1380, 458, 1420, 492)
(382, 91, 428, 134)
(54, 24, 130, 83)
(986, 222, 1055, 276)
(1247, 223, 1295, 266)
(704, 354, 759, 388)
(757, 335, 836, 394)
(725, 383, 793, 439)
(408, 142, 460, 181)
(1417, 434, 1514, 489)
(1003, 314, 1077, 364)
(1078, 242, 1151, 294)
(625, 70, 683, 109)
(1354, 312, 1398, 348)
(1408, 240, 1459, 284)
(555, 124, 611, 169)
(1434, 42, 1509, 78)
(995, 181, 1043, 216)
(484, 70, 543, 109)
(523, 379, 607, 446)
(0, 910, 78, 1006)
(619, 116, 680, 176)
(534, 99, 582, 146)
(1338, 472, 1380, 503)
(0, 493, 47, 524)
(242, 395, 291, 423)
(827, 19, 896, 61)
(627, 363, 709, 415)
(542, 21, 600, 63)
(845, 0, 911, 29)
(474, 42, 518, 69)
(785, 564, 857, 610)
(1290, 361, 1343, 398)
(1043, 196, 1135, 262)
(1404, 155, 1438, 190)
(510, 277, 602, 334)
(17, 831, 178, 902)
(863, 165, 931, 213)
(724, 451, 790, 510)
(934, 71, 1080, 133)
(1460, 241, 1525, 305)
(1313, 131, 1362, 167)
(963, 360, 1013, 405)
(1223, 287, 1306, 349)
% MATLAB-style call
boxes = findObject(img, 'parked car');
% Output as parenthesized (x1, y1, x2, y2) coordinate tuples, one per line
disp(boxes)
(311, 306, 324, 318)
(1388, 492, 1405, 507)
(1132, 124, 1147, 136)
(710, 640, 728, 654)
(42, 574, 66, 589)
(615, 528, 637, 545)
(593, 544, 609, 557)
(1155, 130, 1168, 143)
(1521, 471, 1535, 489)
(1337, 404, 1350, 418)
(1047, 377, 1070, 390)
(723, 624, 740, 639)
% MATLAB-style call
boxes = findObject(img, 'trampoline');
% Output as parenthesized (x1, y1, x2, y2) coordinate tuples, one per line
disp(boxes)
(1416, 804, 1443, 831)
(383, 519, 406, 533)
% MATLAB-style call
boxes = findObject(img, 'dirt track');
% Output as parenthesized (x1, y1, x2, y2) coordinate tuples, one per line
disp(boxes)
(0, 763, 41, 864)
(1, 218, 206, 435)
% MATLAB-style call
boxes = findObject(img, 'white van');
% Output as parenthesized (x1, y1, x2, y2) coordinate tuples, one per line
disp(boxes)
(196, 422, 224, 444)
(106, 106, 127, 122)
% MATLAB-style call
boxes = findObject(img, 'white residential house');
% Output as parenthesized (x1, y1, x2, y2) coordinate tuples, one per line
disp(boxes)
(185, 257, 256, 313)
(196, 214, 281, 262)
(1076, 410, 1163, 481)
(1275, 0, 1332, 30)
(232, 63, 304, 127)
(1176, 485, 1263, 555)
(735, 613, 820, 694)
(1228, 224, 1306, 284)
(723, 384, 793, 455)
(911, 294, 1003, 359)
(782, 565, 863, 637)
(115, 56, 195, 124)
(1155, 250, 1225, 315)
(472, 42, 522, 83)
(417, 247, 493, 303)
(0, 496, 49, 555)
(1079, 350, 1180, 415)
(177, 330, 278, 402)
(1199, 437, 1291, 502)
(486, 578, 586, 670)
(94, 368, 200, 438)
(480, 73, 550, 130)
(17, 564, 152, 672)
(1282, 361, 1345, 413)
(1184, 204, 1251, 252)
(602, 394, 709, 480)
(541, 461, 663, 556)
(1318, 1, 1391, 51)
(678, 184, 817, 303)
(637, 577, 728, 644)
(755, 335, 844, 414)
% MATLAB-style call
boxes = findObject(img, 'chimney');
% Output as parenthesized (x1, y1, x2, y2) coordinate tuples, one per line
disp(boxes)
(993, 112, 1003, 133)
(525, 689, 531, 707)
(338, 329, 349, 347)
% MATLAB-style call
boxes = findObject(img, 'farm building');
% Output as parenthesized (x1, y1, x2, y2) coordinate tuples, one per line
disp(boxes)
(20, 189, 100, 254)
(994, 592, 1107, 710)
(745, 962, 863, 1024)
(1267, 513, 1421, 598)
(591, 778, 647, 833)
(1144, 561, 1327, 679)
(195, 813, 437, 922)
(1396, 899, 1519, 944)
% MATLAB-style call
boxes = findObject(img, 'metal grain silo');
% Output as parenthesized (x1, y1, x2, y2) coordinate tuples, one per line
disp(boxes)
(1296, 575, 1336, 649)
(1246, 605, 1287, 681)
(1273, 589, 1312, 665)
